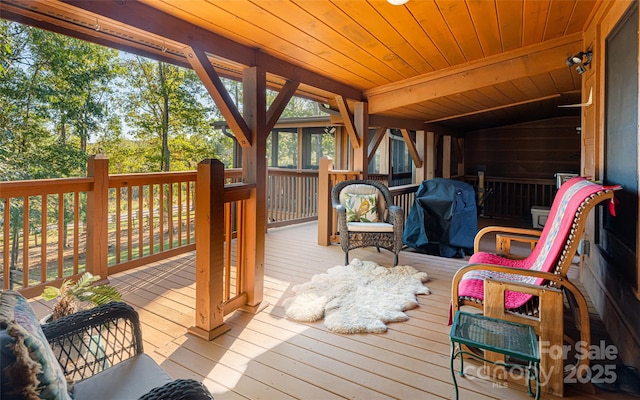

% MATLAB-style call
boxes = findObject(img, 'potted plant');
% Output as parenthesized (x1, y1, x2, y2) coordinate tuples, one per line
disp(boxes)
(41, 272, 122, 322)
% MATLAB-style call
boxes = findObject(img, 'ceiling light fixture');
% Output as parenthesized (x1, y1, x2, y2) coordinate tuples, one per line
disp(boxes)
(565, 51, 592, 75)
(387, 0, 409, 5)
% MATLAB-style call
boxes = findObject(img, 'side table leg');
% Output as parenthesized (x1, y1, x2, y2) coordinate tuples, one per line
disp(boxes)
(450, 343, 460, 400)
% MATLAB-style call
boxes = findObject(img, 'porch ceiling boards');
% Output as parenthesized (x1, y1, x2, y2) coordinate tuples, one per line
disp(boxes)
(30, 222, 611, 399)
(0, 0, 595, 131)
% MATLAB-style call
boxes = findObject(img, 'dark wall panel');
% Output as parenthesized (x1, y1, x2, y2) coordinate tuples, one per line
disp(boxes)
(464, 117, 581, 179)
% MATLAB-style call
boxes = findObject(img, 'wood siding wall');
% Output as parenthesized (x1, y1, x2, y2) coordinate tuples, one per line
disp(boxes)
(581, 0, 640, 371)
(463, 117, 581, 180)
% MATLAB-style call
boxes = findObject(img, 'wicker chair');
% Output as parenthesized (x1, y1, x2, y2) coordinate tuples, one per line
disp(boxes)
(451, 177, 619, 395)
(331, 179, 404, 266)
(0, 291, 214, 400)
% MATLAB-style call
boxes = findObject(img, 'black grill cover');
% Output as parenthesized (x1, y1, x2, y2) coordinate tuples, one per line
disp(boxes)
(402, 178, 478, 257)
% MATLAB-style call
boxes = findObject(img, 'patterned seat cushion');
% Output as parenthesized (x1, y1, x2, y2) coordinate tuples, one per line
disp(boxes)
(0, 290, 71, 400)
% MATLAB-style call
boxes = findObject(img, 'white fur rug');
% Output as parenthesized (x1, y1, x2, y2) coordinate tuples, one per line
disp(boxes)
(283, 258, 430, 334)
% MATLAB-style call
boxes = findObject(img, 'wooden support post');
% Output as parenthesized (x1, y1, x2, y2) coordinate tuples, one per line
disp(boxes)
(318, 156, 333, 246)
(378, 130, 390, 175)
(86, 155, 109, 281)
(297, 128, 304, 169)
(334, 127, 349, 170)
(352, 102, 369, 177)
(443, 135, 452, 179)
(426, 131, 436, 180)
(456, 138, 465, 176)
(414, 130, 424, 183)
(189, 159, 230, 340)
(241, 67, 267, 311)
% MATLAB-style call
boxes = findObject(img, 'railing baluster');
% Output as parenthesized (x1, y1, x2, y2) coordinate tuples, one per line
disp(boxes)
(236, 199, 244, 297)
(41, 194, 47, 283)
(178, 182, 183, 246)
(73, 192, 79, 275)
(186, 182, 191, 244)
(3, 198, 9, 289)
(57, 193, 64, 278)
(159, 184, 165, 251)
(149, 185, 154, 255)
(116, 188, 121, 264)
(138, 185, 144, 258)
(23, 197, 30, 288)
(127, 186, 132, 260)
(168, 183, 174, 248)
(224, 202, 232, 301)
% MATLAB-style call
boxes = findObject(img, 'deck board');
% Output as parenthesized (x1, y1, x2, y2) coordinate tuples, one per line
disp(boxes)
(32, 221, 630, 399)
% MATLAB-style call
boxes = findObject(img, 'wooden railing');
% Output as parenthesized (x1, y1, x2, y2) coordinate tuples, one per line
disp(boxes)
(389, 184, 420, 222)
(0, 176, 93, 295)
(107, 171, 197, 275)
(0, 156, 201, 296)
(463, 175, 556, 220)
(225, 167, 321, 228)
(267, 168, 319, 227)
(369, 172, 413, 187)
(0, 158, 322, 298)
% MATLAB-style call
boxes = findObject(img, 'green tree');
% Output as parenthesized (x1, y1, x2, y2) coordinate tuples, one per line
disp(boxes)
(122, 58, 224, 171)
(27, 28, 121, 152)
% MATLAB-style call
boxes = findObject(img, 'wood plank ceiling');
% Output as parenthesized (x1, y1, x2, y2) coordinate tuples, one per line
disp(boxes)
(1, 0, 597, 133)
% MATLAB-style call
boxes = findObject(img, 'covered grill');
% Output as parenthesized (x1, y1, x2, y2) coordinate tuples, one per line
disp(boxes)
(403, 178, 478, 258)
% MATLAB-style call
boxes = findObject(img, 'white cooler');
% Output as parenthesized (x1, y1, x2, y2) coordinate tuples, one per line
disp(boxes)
(531, 205, 551, 229)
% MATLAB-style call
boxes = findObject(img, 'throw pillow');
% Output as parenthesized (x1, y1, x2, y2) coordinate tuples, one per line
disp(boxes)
(0, 291, 71, 400)
(344, 193, 378, 222)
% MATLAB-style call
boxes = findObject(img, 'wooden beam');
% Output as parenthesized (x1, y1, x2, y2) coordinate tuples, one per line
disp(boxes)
(63, 0, 363, 101)
(400, 129, 423, 169)
(367, 33, 583, 113)
(336, 96, 361, 149)
(266, 80, 299, 133)
(330, 113, 429, 132)
(0, 4, 192, 69)
(368, 127, 387, 164)
(184, 46, 252, 148)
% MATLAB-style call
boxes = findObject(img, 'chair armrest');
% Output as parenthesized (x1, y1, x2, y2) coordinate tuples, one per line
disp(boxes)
(138, 379, 215, 400)
(474, 226, 542, 253)
(387, 205, 404, 227)
(451, 263, 566, 314)
(42, 302, 143, 381)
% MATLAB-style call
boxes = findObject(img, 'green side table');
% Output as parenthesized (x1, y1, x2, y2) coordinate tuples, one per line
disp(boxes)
(449, 311, 540, 399)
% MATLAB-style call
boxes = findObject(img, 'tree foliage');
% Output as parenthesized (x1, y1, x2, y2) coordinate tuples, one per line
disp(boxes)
(1, 21, 327, 177)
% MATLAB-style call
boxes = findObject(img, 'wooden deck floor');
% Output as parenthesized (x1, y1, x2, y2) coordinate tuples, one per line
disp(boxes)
(31, 221, 631, 399)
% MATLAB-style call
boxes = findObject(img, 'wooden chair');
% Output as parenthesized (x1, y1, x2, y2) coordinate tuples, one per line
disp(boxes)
(331, 179, 404, 266)
(451, 177, 619, 396)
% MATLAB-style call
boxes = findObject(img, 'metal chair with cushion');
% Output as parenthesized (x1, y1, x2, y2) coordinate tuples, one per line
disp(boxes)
(331, 179, 404, 266)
